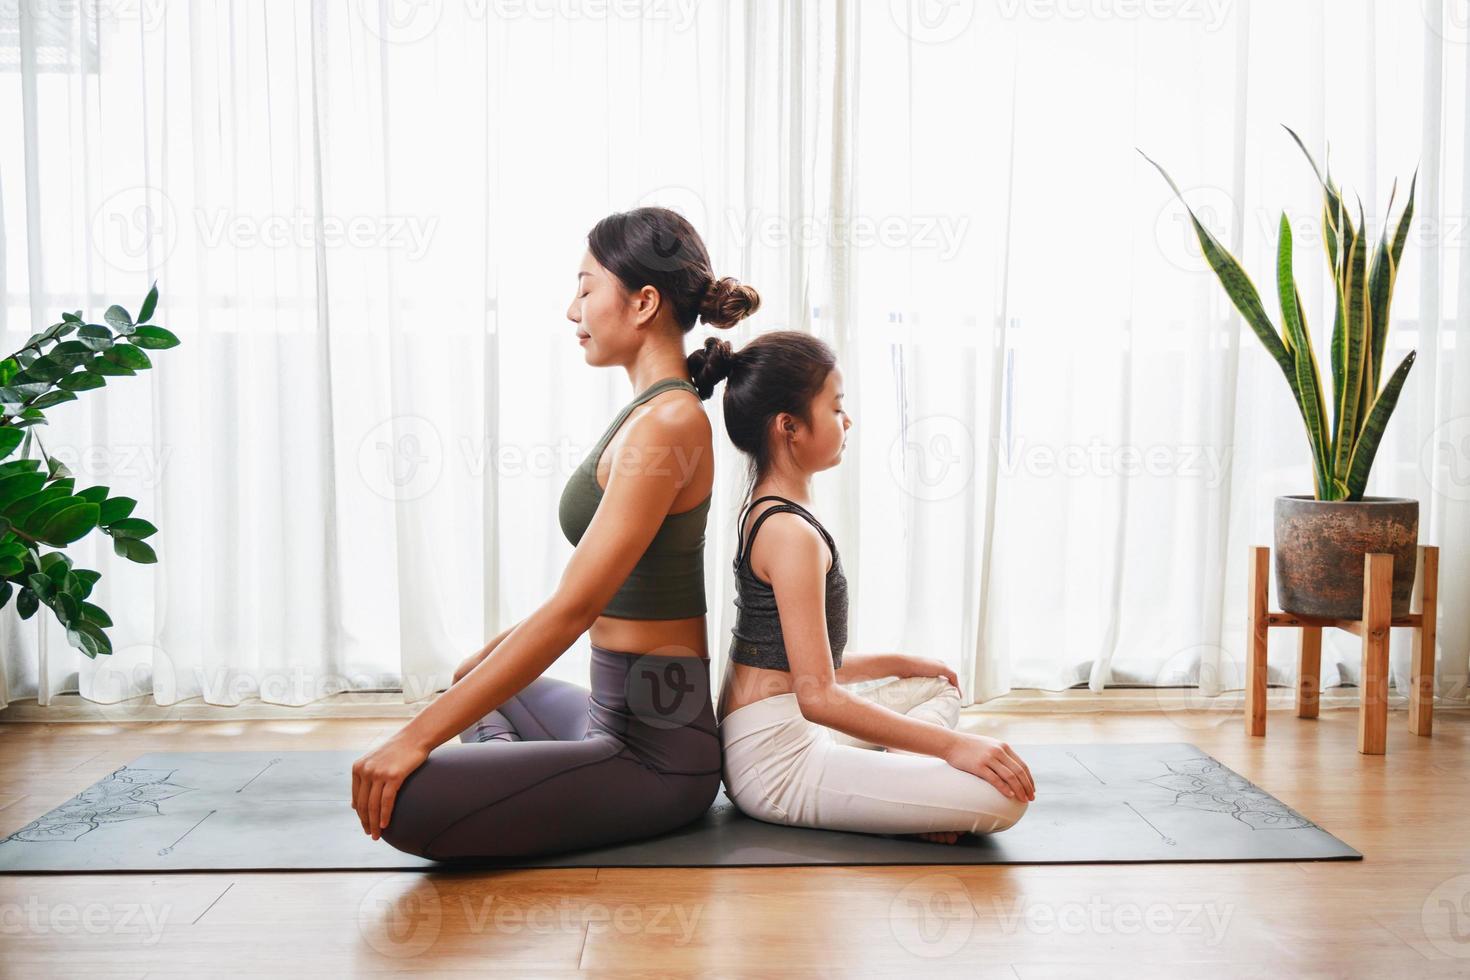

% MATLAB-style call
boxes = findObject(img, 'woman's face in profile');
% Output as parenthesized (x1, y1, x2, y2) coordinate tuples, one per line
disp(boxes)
(567, 249, 638, 365)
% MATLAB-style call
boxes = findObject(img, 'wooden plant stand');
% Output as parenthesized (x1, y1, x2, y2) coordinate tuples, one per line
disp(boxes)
(1246, 544, 1439, 755)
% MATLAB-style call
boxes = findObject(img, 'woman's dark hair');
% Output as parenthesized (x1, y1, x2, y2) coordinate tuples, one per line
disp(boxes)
(586, 206, 760, 400)
(707, 330, 838, 502)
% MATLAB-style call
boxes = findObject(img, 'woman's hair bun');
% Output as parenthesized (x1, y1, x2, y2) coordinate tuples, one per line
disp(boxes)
(687, 335, 739, 400)
(698, 276, 761, 328)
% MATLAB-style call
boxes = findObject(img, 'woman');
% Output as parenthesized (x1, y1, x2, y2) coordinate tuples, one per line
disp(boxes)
(707, 331, 1036, 844)
(351, 207, 760, 859)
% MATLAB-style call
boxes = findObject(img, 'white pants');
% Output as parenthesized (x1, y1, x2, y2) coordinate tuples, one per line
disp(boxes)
(719, 674, 1029, 836)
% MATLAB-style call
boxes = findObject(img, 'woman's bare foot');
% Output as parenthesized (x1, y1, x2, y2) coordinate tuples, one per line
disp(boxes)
(910, 830, 964, 845)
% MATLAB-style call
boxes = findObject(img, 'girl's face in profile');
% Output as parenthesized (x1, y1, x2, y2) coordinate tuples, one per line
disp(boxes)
(566, 249, 643, 366)
(794, 366, 851, 471)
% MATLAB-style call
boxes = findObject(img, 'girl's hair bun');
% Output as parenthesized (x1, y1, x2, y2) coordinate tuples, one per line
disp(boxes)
(686, 335, 739, 400)
(698, 276, 761, 328)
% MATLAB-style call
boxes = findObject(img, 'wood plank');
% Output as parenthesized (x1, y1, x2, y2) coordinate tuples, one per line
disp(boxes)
(1245, 546, 1269, 737)
(1410, 544, 1439, 737)
(0, 708, 1464, 973)
(1295, 626, 1322, 719)
(1357, 553, 1393, 755)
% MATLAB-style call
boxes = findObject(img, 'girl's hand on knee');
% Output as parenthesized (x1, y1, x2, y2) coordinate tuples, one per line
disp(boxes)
(351, 733, 430, 840)
(941, 732, 1035, 802)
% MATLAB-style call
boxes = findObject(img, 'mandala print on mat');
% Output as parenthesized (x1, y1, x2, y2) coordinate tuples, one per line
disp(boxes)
(1144, 757, 1316, 830)
(2, 767, 194, 844)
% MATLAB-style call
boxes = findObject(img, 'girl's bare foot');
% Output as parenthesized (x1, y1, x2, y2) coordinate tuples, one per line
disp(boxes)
(911, 830, 963, 845)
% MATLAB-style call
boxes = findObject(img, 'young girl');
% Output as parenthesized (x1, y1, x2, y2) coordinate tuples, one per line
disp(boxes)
(703, 331, 1036, 843)
(352, 207, 759, 859)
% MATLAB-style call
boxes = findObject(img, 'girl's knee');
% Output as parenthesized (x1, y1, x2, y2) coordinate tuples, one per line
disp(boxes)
(980, 794, 1029, 834)
(928, 684, 962, 724)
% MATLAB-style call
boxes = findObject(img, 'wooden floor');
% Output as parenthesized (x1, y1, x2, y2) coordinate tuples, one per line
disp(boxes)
(1, 705, 1467, 978)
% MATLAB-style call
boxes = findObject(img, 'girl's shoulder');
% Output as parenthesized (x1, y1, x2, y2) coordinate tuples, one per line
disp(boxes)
(740, 501, 836, 579)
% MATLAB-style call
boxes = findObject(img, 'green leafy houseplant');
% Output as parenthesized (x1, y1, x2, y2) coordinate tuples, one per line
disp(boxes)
(0, 282, 180, 658)
(1138, 125, 1418, 501)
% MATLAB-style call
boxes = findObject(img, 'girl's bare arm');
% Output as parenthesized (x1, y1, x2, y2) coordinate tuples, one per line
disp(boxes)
(758, 521, 956, 754)
(758, 515, 1032, 799)
(831, 652, 908, 684)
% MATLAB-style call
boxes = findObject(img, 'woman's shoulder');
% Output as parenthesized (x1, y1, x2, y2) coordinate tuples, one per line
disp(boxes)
(617, 385, 710, 448)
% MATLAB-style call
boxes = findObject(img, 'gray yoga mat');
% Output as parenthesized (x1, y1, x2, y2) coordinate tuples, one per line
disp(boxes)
(0, 743, 1360, 872)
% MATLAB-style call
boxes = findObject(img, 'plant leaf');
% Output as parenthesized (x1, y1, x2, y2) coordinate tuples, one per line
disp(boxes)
(1344, 350, 1416, 499)
(37, 502, 100, 546)
(138, 281, 159, 324)
(1330, 207, 1369, 483)
(1277, 214, 1331, 498)
(104, 305, 134, 332)
(1137, 150, 1293, 375)
(114, 537, 157, 563)
(129, 326, 180, 349)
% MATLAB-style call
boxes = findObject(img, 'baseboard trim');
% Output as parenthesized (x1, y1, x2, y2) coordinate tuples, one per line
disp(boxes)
(0, 687, 1463, 723)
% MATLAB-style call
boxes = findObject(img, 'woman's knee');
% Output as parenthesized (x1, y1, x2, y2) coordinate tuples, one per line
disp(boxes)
(377, 764, 455, 858)
(379, 794, 434, 858)
(672, 771, 722, 826)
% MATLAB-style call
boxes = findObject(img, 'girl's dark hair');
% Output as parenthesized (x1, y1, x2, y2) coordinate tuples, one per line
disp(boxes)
(713, 330, 838, 502)
(586, 206, 760, 400)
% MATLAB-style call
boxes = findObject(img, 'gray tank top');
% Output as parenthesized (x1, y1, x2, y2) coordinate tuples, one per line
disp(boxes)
(728, 495, 848, 670)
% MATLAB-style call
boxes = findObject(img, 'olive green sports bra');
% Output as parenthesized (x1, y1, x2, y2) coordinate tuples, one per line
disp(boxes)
(557, 376, 711, 619)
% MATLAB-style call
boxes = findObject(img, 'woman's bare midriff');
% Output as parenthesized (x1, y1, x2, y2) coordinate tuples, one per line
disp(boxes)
(590, 614, 709, 659)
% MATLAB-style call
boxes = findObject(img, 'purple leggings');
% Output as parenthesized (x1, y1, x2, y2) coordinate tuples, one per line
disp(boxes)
(380, 644, 721, 861)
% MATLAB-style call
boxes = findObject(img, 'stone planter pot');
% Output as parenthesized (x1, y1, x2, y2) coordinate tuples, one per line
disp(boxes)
(1273, 495, 1419, 619)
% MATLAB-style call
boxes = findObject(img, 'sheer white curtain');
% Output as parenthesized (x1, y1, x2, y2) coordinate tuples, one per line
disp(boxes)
(0, 0, 853, 710)
(1, 0, 1465, 716)
(837, 0, 1469, 707)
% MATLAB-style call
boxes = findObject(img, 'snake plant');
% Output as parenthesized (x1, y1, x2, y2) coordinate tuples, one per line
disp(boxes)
(1139, 125, 1417, 501)
(0, 282, 179, 658)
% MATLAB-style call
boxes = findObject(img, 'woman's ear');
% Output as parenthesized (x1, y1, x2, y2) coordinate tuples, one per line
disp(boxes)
(632, 284, 662, 327)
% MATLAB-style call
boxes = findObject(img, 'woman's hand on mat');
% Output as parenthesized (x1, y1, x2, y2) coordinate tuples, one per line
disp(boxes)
(942, 732, 1036, 802)
(351, 733, 430, 840)
(898, 655, 960, 693)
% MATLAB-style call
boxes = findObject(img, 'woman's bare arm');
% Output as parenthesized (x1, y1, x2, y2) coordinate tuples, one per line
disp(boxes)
(396, 404, 703, 753)
(451, 619, 523, 685)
